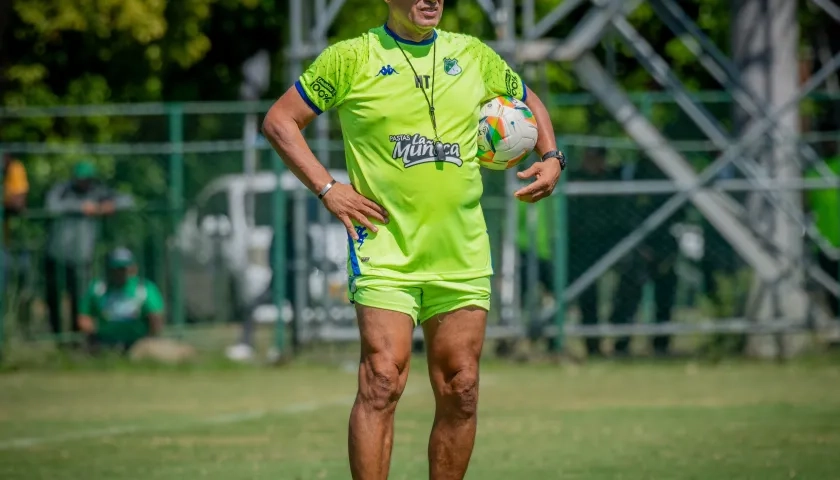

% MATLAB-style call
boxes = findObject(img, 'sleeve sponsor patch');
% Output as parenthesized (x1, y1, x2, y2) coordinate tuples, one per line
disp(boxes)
(505, 70, 521, 98)
(312, 76, 337, 103)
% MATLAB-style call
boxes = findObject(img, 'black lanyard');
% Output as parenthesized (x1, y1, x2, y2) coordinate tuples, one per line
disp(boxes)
(389, 31, 445, 161)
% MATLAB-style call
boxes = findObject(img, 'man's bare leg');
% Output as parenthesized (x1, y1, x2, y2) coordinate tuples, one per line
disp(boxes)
(423, 306, 487, 480)
(349, 305, 414, 480)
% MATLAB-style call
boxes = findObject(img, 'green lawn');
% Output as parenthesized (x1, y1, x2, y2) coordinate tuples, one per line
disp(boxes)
(2, 358, 839, 479)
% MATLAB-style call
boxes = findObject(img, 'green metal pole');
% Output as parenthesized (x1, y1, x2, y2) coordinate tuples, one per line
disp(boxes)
(552, 173, 568, 353)
(271, 152, 287, 355)
(168, 104, 185, 337)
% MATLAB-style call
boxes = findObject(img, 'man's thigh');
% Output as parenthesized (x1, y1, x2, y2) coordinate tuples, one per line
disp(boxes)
(356, 304, 416, 356)
(355, 304, 416, 404)
(422, 306, 487, 396)
(351, 278, 419, 394)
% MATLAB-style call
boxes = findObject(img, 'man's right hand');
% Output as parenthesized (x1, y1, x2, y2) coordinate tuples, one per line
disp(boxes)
(320, 183, 389, 241)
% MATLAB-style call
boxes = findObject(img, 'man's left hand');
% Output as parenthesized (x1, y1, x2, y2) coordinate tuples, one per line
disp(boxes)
(514, 158, 563, 203)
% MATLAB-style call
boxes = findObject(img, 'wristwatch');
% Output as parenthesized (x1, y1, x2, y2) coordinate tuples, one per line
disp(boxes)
(541, 150, 566, 170)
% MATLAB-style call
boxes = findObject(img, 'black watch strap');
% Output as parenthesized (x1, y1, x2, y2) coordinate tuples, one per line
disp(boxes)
(541, 150, 566, 170)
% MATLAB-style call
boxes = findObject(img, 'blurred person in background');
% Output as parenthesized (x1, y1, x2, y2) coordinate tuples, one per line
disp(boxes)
(698, 151, 743, 322)
(77, 247, 164, 354)
(3, 151, 31, 329)
(3, 151, 28, 256)
(568, 147, 623, 358)
(609, 157, 679, 358)
(44, 161, 134, 345)
(805, 146, 840, 319)
(227, 217, 297, 362)
(261, 0, 562, 478)
(2, 151, 27, 222)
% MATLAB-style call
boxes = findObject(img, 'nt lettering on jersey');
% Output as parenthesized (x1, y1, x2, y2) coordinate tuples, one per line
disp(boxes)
(414, 75, 431, 89)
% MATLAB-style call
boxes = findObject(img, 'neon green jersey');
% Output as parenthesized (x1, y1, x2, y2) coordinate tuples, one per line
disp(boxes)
(297, 25, 526, 281)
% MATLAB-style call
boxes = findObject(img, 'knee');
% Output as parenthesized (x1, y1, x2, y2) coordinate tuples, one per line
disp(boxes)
(438, 367, 480, 419)
(358, 355, 404, 411)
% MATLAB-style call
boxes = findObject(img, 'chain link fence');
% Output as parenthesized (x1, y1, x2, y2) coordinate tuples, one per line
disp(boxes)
(1, 93, 838, 362)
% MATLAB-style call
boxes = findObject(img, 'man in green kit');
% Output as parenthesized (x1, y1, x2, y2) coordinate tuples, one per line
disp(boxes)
(806, 153, 840, 318)
(77, 247, 165, 353)
(262, 1, 564, 478)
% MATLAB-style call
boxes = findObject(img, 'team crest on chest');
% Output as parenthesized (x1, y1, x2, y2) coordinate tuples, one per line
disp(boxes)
(443, 58, 462, 76)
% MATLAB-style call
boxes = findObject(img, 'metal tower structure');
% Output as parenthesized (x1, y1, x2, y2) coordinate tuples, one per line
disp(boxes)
(285, 0, 840, 355)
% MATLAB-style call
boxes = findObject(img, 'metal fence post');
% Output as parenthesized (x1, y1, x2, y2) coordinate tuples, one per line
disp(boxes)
(167, 103, 185, 337)
(272, 153, 287, 355)
(552, 173, 568, 353)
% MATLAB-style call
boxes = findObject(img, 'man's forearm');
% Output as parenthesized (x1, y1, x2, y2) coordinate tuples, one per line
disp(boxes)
(524, 87, 558, 157)
(262, 114, 335, 195)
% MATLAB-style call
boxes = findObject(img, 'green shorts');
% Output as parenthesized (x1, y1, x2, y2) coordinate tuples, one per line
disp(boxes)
(348, 276, 492, 325)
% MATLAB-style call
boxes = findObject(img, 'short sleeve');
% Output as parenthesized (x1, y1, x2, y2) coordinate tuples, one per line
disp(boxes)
(142, 281, 165, 315)
(470, 39, 527, 103)
(295, 35, 369, 115)
(3, 160, 29, 198)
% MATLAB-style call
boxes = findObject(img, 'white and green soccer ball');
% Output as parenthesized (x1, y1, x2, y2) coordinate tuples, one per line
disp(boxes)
(477, 96, 539, 170)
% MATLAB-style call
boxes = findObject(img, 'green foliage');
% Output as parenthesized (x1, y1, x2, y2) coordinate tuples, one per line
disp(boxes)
(0, 0, 834, 204)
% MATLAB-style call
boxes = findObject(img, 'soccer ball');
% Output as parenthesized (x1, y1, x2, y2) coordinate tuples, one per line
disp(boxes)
(476, 96, 539, 170)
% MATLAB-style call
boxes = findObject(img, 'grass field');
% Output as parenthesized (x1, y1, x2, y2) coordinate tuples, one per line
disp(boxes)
(2, 356, 840, 480)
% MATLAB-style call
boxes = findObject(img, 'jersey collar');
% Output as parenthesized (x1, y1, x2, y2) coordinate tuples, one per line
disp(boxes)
(383, 23, 437, 46)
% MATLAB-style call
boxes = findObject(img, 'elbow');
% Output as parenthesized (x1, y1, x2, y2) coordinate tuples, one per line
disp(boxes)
(260, 114, 274, 138)
(262, 105, 291, 138)
(262, 110, 299, 151)
(261, 112, 285, 144)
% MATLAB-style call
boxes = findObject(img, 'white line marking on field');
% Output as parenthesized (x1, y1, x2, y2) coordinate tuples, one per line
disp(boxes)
(0, 374, 499, 451)
(0, 393, 362, 450)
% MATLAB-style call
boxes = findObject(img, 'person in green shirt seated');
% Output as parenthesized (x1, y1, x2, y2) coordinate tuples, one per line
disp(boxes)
(77, 247, 165, 352)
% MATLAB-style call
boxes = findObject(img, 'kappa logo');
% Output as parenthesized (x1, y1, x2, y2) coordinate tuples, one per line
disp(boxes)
(443, 58, 462, 76)
(355, 226, 369, 248)
(376, 65, 399, 76)
(389, 133, 463, 168)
